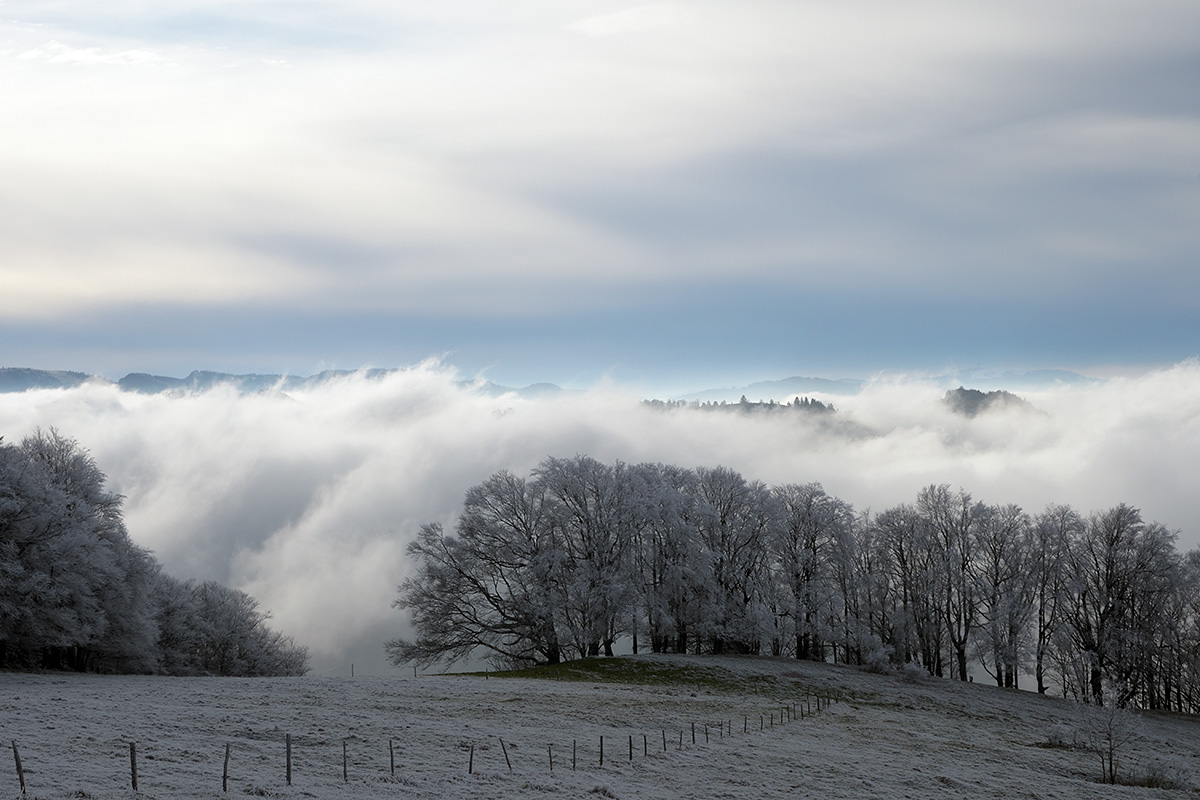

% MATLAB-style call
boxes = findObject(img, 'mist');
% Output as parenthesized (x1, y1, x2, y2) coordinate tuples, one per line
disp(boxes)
(3, 359, 1198, 674)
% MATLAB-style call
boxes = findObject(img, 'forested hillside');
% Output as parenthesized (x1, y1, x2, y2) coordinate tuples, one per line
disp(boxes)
(391, 455, 1197, 712)
(0, 429, 308, 676)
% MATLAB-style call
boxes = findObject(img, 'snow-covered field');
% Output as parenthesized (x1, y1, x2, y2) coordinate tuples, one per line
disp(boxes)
(3, 655, 1198, 799)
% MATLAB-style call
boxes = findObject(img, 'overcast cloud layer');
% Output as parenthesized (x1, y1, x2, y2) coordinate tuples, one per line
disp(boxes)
(3, 1, 1199, 386)
(3, 361, 1199, 674)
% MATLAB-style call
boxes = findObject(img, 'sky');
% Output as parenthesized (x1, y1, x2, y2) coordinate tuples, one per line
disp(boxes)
(2, 1, 1199, 391)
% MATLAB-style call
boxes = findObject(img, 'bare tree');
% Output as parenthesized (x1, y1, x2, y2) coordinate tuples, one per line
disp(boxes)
(773, 483, 851, 661)
(918, 485, 983, 681)
(1030, 504, 1080, 694)
(388, 469, 562, 669)
(1078, 699, 1145, 784)
(973, 503, 1033, 688)
(537, 456, 639, 658)
(629, 463, 707, 654)
(694, 467, 777, 654)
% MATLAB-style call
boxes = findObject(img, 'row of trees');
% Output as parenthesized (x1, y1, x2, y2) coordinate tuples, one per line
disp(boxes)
(389, 455, 1199, 711)
(642, 396, 835, 414)
(0, 429, 308, 676)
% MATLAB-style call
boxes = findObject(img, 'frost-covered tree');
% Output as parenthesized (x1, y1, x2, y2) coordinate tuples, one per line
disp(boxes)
(1060, 504, 1178, 706)
(918, 485, 983, 681)
(536, 456, 640, 659)
(190, 581, 308, 677)
(0, 429, 308, 676)
(872, 503, 940, 671)
(630, 463, 708, 654)
(694, 467, 777, 654)
(0, 430, 157, 671)
(972, 503, 1033, 688)
(388, 469, 562, 669)
(1171, 551, 1200, 712)
(772, 482, 852, 661)
(1029, 504, 1080, 694)
(851, 510, 895, 668)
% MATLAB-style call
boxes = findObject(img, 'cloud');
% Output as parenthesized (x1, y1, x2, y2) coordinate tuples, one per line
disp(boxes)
(1, 1, 1197, 330)
(3, 360, 1200, 673)
(568, 4, 692, 38)
(16, 40, 165, 65)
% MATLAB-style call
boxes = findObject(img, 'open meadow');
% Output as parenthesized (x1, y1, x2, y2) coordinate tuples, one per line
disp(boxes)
(4, 654, 1200, 799)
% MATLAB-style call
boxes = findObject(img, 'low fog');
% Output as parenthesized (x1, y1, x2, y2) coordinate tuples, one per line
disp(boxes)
(3, 359, 1198, 675)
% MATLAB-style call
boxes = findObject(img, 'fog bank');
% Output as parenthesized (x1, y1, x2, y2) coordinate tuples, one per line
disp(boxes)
(3, 359, 1198, 674)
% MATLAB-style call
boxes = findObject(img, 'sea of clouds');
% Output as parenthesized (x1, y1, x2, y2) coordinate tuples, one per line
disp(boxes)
(3, 359, 1199, 674)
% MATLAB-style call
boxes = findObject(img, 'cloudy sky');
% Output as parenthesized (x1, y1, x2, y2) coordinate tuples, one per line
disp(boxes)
(3, 1, 1198, 390)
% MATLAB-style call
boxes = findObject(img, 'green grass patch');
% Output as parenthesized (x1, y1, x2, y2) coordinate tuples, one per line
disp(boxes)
(458, 655, 801, 697)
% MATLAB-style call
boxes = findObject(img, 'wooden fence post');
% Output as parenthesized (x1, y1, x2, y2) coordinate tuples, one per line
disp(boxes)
(12, 741, 25, 797)
(286, 734, 292, 786)
(222, 743, 230, 793)
(129, 742, 138, 793)
(389, 739, 395, 775)
(499, 738, 512, 772)
(468, 744, 474, 774)
(342, 739, 348, 783)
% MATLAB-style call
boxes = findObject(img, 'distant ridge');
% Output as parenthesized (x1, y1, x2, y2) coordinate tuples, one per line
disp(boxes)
(0, 367, 561, 400)
(116, 369, 396, 395)
(0, 368, 95, 392)
(1, 366, 1099, 401)
(678, 376, 865, 403)
(941, 368, 1100, 390)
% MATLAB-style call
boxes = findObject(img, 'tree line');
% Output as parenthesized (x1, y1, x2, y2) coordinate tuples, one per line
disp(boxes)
(642, 395, 835, 414)
(1, 429, 308, 676)
(389, 455, 1199, 711)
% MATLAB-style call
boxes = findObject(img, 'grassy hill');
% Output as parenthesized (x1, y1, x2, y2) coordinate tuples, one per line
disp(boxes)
(3, 655, 1196, 798)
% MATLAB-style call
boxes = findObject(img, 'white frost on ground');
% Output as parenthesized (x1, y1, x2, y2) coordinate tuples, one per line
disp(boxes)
(3, 654, 1198, 799)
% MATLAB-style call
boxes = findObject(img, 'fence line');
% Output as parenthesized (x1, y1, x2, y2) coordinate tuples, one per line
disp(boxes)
(6, 693, 840, 793)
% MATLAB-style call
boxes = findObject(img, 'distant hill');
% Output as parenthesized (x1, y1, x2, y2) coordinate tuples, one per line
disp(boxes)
(676, 370, 1097, 404)
(935, 368, 1100, 390)
(679, 376, 865, 404)
(0, 367, 560, 399)
(2, 365, 1097, 404)
(116, 369, 397, 395)
(944, 386, 1038, 417)
(0, 368, 95, 392)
